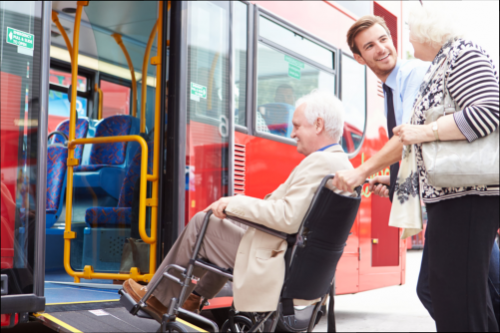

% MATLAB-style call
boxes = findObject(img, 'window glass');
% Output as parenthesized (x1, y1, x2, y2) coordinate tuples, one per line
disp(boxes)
(48, 90, 88, 132)
(335, 1, 371, 18)
(259, 16, 334, 70)
(1, 0, 43, 295)
(341, 54, 366, 153)
(100, 80, 131, 118)
(256, 43, 335, 139)
(49, 68, 87, 92)
(233, 1, 248, 127)
(185, 1, 230, 222)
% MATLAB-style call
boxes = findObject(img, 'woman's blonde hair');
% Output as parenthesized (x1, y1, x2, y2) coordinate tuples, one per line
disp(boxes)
(409, 5, 464, 47)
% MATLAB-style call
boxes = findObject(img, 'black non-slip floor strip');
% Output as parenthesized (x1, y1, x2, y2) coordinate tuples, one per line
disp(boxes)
(45, 301, 123, 313)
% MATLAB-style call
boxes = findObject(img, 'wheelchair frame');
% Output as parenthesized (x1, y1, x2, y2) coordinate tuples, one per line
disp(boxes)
(120, 174, 366, 332)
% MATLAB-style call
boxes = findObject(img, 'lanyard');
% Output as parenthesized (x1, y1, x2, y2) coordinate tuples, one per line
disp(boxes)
(317, 143, 339, 152)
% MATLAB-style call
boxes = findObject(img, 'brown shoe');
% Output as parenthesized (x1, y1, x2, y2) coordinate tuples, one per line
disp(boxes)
(182, 293, 202, 314)
(123, 279, 168, 322)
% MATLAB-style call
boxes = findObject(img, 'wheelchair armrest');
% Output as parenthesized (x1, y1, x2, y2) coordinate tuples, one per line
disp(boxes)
(224, 212, 289, 240)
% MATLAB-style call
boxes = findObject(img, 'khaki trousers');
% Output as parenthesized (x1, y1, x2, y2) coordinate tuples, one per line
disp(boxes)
(148, 212, 246, 307)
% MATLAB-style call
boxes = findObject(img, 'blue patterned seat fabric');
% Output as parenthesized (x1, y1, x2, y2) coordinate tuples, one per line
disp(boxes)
(52, 118, 89, 161)
(75, 116, 133, 172)
(46, 145, 68, 213)
(85, 141, 154, 228)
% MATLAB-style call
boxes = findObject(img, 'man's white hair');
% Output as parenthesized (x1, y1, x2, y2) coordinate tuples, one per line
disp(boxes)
(409, 5, 464, 47)
(295, 89, 345, 142)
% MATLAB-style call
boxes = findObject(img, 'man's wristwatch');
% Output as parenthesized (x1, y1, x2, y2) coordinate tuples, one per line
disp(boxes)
(432, 121, 440, 141)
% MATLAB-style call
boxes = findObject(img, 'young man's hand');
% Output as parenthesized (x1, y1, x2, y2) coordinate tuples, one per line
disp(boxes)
(203, 197, 234, 219)
(369, 175, 390, 198)
(332, 168, 368, 192)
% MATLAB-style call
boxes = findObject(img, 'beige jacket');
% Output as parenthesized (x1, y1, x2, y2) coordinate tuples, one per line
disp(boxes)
(225, 145, 354, 312)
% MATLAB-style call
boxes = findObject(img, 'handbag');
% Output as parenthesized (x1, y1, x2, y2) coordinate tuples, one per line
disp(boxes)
(421, 59, 500, 188)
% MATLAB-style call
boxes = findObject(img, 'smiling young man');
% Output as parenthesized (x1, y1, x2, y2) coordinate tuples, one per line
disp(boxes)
(123, 90, 354, 321)
(332, 15, 500, 327)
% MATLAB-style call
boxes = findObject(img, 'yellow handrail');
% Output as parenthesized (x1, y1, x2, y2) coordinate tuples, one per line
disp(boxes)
(94, 83, 103, 120)
(112, 33, 138, 118)
(140, 21, 158, 133)
(62, 1, 155, 283)
(63, 136, 154, 283)
(51, 11, 73, 64)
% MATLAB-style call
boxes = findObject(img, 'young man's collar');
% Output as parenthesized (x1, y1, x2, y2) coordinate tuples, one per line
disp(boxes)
(383, 60, 403, 90)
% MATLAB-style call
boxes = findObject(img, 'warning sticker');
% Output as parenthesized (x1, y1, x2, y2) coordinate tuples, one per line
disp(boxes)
(285, 55, 303, 80)
(6, 27, 34, 50)
(190, 82, 207, 102)
(88, 310, 109, 316)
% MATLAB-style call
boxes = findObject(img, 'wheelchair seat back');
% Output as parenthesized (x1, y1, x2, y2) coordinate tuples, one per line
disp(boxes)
(282, 182, 361, 301)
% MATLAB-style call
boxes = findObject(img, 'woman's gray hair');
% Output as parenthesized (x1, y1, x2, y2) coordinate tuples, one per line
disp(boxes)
(295, 90, 345, 142)
(409, 5, 464, 47)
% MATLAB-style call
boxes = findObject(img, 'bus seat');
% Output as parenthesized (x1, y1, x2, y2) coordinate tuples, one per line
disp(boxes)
(51, 118, 89, 161)
(46, 144, 68, 229)
(84, 140, 154, 228)
(75, 115, 140, 172)
(258, 103, 294, 138)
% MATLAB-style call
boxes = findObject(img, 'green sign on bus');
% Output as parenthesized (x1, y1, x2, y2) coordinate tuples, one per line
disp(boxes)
(6, 27, 34, 50)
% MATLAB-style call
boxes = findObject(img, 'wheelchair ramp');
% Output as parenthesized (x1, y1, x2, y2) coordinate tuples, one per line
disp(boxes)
(35, 305, 206, 332)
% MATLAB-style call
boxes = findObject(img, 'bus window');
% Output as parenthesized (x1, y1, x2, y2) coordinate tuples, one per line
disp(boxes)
(341, 53, 366, 154)
(48, 68, 88, 132)
(233, 1, 248, 128)
(100, 79, 131, 118)
(259, 16, 334, 70)
(256, 43, 335, 139)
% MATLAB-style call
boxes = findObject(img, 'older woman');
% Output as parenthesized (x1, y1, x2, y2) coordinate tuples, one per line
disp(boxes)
(393, 7, 499, 332)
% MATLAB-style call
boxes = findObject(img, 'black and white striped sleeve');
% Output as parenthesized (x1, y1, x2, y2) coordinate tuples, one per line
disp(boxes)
(447, 48, 500, 142)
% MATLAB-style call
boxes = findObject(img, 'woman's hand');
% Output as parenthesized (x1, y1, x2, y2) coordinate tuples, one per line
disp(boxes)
(393, 124, 434, 145)
(203, 197, 233, 219)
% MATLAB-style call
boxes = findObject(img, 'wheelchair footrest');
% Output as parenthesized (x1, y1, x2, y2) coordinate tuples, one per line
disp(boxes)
(194, 259, 234, 280)
(119, 289, 154, 320)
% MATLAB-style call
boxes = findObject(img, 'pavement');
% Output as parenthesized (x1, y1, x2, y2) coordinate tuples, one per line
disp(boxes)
(314, 250, 436, 332)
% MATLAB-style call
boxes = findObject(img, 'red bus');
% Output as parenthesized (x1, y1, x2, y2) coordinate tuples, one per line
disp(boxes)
(1, 1, 407, 331)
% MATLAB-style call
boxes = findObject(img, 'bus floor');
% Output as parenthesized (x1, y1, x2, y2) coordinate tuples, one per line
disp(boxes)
(31, 271, 206, 332)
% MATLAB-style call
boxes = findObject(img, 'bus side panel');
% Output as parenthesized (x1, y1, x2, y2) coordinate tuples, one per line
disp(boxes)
(1, 71, 22, 270)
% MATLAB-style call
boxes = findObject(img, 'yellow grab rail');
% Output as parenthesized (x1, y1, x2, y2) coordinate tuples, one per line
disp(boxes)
(140, 21, 158, 133)
(63, 135, 154, 283)
(94, 83, 103, 120)
(51, 11, 73, 64)
(112, 33, 138, 118)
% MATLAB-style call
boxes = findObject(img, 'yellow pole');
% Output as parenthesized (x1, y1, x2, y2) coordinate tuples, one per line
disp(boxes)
(140, 21, 158, 133)
(63, 1, 88, 283)
(94, 83, 103, 120)
(112, 33, 138, 118)
(207, 53, 220, 111)
(52, 11, 73, 64)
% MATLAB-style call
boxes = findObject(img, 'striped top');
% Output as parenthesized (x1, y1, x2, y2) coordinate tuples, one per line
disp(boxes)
(411, 39, 499, 203)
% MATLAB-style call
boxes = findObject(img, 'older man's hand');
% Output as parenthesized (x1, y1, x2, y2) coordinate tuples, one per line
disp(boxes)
(369, 175, 390, 198)
(332, 168, 368, 193)
(203, 197, 234, 219)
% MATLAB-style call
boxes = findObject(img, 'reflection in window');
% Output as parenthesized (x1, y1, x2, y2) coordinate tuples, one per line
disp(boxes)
(341, 54, 366, 153)
(259, 16, 334, 70)
(100, 80, 131, 118)
(233, 1, 248, 127)
(48, 91, 88, 133)
(256, 43, 335, 138)
(49, 68, 87, 92)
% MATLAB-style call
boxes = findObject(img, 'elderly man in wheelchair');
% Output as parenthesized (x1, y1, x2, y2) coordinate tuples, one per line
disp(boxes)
(121, 89, 360, 332)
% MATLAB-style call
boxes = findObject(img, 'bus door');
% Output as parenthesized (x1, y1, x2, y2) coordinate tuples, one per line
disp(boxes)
(1, 1, 50, 327)
(44, 1, 166, 290)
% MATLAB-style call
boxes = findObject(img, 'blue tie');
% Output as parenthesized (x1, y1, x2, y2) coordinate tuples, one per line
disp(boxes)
(383, 83, 400, 203)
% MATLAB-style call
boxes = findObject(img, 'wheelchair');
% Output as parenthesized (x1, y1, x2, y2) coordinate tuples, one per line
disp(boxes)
(120, 174, 364, 332)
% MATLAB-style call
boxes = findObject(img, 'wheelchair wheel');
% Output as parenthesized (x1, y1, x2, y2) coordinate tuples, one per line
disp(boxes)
(221, 315, 254, 332)
(157, 321, 188, 333)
